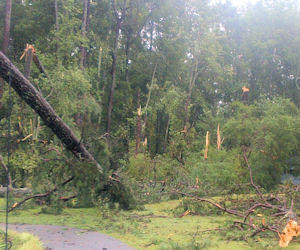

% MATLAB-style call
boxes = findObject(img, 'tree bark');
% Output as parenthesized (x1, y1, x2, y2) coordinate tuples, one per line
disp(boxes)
(2, 0, 12, 55)
(135, 90, 141, 156)
(107, 18, 121, 133)
(54, 0, 59, 32)
(143, 63, 157, 133)
(149, 20, 154, 54)
(164, 115, 170, 150)
(0, 0, 12, 108)
(183, 59, 199, 132)
(125, 27, 132, 82)
(24, 48, 33, 78)
(0, 154, 12, 188)
(80, 0, 90, 69)
(107, 0, 127, 134)
(0, 51, 102, 173)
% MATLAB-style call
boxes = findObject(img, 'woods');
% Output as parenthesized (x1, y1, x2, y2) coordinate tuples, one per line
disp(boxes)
(0, 0, 299, 249)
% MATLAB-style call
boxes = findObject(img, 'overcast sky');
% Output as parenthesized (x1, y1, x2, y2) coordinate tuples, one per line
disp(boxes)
(220, 0, 259, 7)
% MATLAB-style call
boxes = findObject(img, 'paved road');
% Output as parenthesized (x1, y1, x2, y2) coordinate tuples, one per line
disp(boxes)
(0, 224, 135, 250)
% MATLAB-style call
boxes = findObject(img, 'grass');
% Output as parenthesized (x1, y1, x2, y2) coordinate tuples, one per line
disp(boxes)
(0, 229, 43, 250)
(0, 199, 299, 249)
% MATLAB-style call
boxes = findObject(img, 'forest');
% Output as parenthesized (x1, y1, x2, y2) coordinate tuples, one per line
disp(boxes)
(0, 0, 299, 249)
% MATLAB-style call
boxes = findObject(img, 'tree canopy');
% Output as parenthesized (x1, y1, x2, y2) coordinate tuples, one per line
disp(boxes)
(0, 0, 299, 209)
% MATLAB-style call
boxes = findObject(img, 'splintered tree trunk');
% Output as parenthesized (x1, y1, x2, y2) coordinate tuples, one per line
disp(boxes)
(135, 90, 141, 156)
(0, 51, 102, 173)
(217, 123, 222, 150)
(0, 0, 12, 108)
(24, 48, 33, 78)
(204, 131, 209, 160)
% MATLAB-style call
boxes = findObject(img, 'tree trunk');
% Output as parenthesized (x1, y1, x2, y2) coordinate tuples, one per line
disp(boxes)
(54, 0, 59, 59)
(143, 63, 157, 134)
(164, 115, 170, 151)
(107, 18, 122, 134)
(135, 90, 141, 156)
(183, 60, 199, 132)
(0, 51, 102, 173)
(149, 20, 153, 54)
(54, 0, 59, 32)
(80, 0, 90, 69)
(24, 48, 33, 78)
(2, 0, 12, 55)
(0, 0, 12, 108)
(0, 155, 12, 188)
(125, 27, 132, 82)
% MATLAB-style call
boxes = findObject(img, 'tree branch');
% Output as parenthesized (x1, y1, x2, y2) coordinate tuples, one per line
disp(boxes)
(8, 176, 74, 213)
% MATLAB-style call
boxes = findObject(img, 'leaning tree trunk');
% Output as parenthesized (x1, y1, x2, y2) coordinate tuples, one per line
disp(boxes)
(0, 0, 12, 108)
(0, 51, 102, 173)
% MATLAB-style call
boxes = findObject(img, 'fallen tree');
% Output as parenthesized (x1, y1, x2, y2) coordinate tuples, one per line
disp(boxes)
(170, 147, 299, 248)
(0, 51, 102, 173)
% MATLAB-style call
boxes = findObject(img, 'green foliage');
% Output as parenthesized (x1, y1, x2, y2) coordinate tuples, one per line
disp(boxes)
(0, 0, 299, 211)
(40, 197, 64, 215)
(0, 229, 43, 250)
(223, 99, 300, 189)
(173, 198, 221, 217)
(186, 149, 244, 195)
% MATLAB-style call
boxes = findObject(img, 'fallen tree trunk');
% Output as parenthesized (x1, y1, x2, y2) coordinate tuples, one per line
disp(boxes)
(0, 51, 102, 173)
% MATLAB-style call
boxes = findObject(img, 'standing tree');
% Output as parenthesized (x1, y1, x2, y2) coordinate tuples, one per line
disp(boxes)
(0, 0, 12, 108)
(107, 0, 128, 134)
(80, 0, 90, 69)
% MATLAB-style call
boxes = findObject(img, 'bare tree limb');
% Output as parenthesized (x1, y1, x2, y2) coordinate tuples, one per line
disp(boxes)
(177, 192, 244, 218)
(8, 176, 74, 213)
(242, 147, 266, 202)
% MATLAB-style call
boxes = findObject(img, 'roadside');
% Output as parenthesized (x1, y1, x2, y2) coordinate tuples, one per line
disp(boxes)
(0, 224, 134, 250)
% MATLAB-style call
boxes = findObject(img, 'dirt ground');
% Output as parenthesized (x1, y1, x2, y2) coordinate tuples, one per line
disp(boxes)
(0, 223, 135, 250)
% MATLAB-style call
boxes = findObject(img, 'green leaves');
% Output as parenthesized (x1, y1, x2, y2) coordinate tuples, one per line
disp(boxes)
(223, 99, 300, 189)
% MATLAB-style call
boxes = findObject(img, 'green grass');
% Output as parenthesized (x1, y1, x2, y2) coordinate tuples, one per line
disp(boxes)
(0, 229, 43, 250)
(0, 199, 299, 249)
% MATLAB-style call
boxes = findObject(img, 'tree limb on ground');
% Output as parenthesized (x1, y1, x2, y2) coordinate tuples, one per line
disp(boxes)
(171, 147, 298, 243)
(8, 176, 74, 213)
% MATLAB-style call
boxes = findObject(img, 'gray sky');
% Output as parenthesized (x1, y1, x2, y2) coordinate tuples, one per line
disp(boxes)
(221, 0, 259, 7)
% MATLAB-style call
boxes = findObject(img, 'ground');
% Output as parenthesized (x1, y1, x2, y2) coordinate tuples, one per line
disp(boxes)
(0, 229, 43, 250)
(0, 199, 299, 249)
(0, 224, 133, 249)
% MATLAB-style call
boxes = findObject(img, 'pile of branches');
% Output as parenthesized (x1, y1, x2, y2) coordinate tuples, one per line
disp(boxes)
(174, 148, 299, 247)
